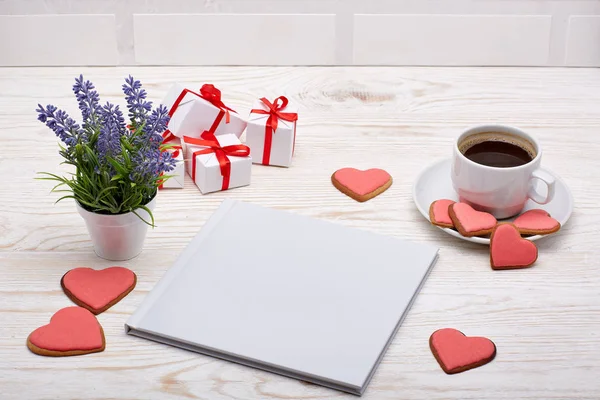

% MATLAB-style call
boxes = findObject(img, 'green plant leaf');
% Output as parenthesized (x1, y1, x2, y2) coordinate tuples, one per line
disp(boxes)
(133, 204, 155, 227)
(107, 157, 129, 176)
(54, 195, 77, 204)
(71, 196, 98, 209)
(94, 185, 118, 201)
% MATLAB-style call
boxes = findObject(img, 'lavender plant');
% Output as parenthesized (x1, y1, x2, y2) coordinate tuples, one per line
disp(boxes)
(36, 75, 176, 226)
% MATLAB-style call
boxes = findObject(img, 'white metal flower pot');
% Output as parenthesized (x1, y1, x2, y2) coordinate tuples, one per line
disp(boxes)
(76, 196, 156, 261)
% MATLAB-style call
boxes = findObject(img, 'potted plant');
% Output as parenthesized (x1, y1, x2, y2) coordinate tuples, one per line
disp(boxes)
(36, 75, 176, 261)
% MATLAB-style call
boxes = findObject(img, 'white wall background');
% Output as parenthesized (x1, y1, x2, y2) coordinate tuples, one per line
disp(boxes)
(1, 0, 599, 66)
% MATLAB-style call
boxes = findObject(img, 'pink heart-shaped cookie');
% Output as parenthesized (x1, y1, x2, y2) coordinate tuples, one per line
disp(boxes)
(429, 328, 496, 374)
(513, 209, 560, 235)
(490, 223, 538, 270)
(331, 168, 392, 202)
(449, 203, 497, 237)
(429, 199, 456, 228)
(61, 266, 137, 314)
(27, 306, 105, 357)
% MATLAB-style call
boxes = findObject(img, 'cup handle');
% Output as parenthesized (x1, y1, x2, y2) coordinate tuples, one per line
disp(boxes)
(527, 169, 556, 204)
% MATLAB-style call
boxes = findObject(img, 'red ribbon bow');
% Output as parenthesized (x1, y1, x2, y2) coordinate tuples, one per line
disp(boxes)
(183, 135, 250, 191)
(199, 84, 236, 124)
(250, 96, 298, 165)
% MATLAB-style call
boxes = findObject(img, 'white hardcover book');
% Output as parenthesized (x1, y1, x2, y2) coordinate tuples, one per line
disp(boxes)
(125, 200, 438, 396)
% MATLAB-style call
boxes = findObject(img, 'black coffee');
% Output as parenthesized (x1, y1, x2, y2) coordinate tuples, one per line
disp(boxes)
(463, 140, 533, 168)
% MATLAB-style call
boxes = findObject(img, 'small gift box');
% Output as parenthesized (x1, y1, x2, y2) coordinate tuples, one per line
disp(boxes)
(161, 83, 247, 140)
(183, 134, 252, 194)
(246, 96, 298, 167)
(159, 132, 184, 189)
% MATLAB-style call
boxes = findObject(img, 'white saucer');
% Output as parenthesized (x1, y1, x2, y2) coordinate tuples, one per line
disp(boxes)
(412, 158, 573, 245)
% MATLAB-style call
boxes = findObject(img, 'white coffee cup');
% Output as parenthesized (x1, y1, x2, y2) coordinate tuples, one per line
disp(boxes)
(451, 125, 555, 219)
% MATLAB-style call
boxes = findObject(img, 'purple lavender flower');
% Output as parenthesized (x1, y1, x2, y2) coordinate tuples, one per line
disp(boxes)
(129, 103, 170, 150)
(144, 104, 170, 138)
(72, 75, 101, 131)
(96, 102, 126, 169)
(99, 102, 126, 136)
(122, 75, 153, 124)
(36, 104, 82, 147)
(130, 147, 176, 185)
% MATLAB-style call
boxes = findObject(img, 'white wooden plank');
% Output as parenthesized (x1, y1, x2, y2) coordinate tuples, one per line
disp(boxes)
(133, 13, 336, 65)
(565, 15, 600, 66)
(353, 14, 553, 65)
(0, 15, 118, 66)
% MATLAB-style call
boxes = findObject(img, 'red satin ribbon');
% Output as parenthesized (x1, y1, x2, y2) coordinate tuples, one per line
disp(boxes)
(183, 135, 250, 191)
(201, 113, 223, 140)
(250, 96, 298, 165)
(161, 130, 181, 158)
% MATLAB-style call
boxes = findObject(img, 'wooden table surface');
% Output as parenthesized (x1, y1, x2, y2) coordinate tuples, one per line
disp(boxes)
(1, 66, 599, 400)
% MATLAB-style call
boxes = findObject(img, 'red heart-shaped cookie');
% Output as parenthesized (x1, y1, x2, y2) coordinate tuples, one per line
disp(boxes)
(27, 306, 105, 357)
(513, 209, 560, 235)
(429, 328, 496, 374)
(490, 223, 538, 270)
(331, 168, 392, 202)
(61, 266, 137, 314)
(449, 203, 497, 237)
(429, 199, 456, 228)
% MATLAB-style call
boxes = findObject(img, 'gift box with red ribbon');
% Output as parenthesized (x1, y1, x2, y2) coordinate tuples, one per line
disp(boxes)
(183, 133, 252, 194)
(161, 83, 247, 140)
(246, 96, 298, 167)
(158, 131, 184, 189)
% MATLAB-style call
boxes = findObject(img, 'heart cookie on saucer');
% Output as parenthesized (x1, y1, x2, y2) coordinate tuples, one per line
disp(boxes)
(513, 209, 561, 235)
(448, 203, 497, 237)
(429, 199, 456, 228)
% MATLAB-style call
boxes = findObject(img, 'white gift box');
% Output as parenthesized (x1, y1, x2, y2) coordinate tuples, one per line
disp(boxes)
(246, 99, 298, 167)
(159, 137, 184, 189)
(184, 133, 252, 194)
(161, 83, 247, 139)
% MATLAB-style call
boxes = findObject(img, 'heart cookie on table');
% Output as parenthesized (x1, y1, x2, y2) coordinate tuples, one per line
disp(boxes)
(27, 306, 105, 357)
(331, 167, 392, 202)
(429, 199, 456, 228)
(490, 223, 538, 270)
(448, 202, 497, 237)
(513, 209, 561, 235)
(61, 266, 137, 314)
(429, 328, 497, 374)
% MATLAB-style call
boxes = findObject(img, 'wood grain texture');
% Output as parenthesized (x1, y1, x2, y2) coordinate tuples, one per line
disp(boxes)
(1, 66, 599, 399)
